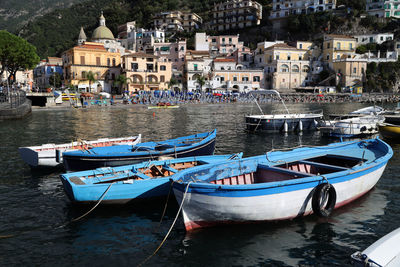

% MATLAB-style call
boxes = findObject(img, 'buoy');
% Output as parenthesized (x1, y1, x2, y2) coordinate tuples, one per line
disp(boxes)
(153, 112, 155, 117)
(283, 121, 288, 132)
(298, 120, 303, 132)
(313, 119, 318, 129)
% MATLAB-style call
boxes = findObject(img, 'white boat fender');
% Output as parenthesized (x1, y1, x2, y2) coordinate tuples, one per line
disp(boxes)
(298, 120, 303, 132)
(283, 121, 288, 132)
(311, 183, 337, 217)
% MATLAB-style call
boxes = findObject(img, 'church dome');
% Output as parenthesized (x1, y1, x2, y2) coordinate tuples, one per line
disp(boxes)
(92, 26, 114, 40)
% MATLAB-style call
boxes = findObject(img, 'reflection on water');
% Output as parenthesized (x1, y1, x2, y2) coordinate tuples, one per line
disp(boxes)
(0, 102, 399, 265)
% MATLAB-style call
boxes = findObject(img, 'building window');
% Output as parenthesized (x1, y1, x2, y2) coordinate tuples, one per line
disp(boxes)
(147, 64, 154, 71)
(292, 65, 299, 72)
(353, 67, 357, 73)
(194, 64, 198, 71)
(96, 57, 100, 65)
(81, 71, 86, 79)
(287, 55, 291, 60)
(280, 64, 289, 72)
(233, 76, 237, 81)
(131, 63, 138, 71)
(220, 77, 225, 82)
(253, 76, 260, 82)
(242, 76, 249, 82)
(112, 59, 116, 66)
(160, 65, 166, 71)
(160, 75, 165, 82)
(107, 58, 110, 66)
(80, 56, 85, 65)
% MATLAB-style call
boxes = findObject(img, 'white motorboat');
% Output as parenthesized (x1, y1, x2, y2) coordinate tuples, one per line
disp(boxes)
(351, 227, 400, 267)
(19, 134, 141, 168)
(319, 115, 384, 138)
(349, 106, 385, 115)
(245, 90, 323, 132)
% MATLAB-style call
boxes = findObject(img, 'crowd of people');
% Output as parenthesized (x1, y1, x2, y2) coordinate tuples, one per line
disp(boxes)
(120, 91, 400, 105)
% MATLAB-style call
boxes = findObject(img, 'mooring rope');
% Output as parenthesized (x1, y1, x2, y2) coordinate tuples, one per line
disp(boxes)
(138, 181, 192, 267)
(71, 182, 115, 222)
(158, 180, 174, 227)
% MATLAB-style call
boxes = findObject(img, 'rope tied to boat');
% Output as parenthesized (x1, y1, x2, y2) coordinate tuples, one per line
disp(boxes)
(71, 182, 116, 222)
(159, 180, 174, 227)
(138, 181, 192, 267)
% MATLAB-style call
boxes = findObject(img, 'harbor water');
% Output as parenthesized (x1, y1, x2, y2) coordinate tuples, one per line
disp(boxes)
(1, 102, 399, 266)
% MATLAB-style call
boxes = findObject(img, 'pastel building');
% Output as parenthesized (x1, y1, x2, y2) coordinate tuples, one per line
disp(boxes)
(354, 32, 394, 46)
(322, 34, 357, 68)
(270, 0, 336, 19)
(210, 0, 263, 31)
(153, 11, 203, 32)
(117, 22, 166, 52)
(254, 41, 285, 67)
(121, 53, 172, 92)
(33, 57, 63, 90)
(185, 50, 213, 91)
(211, 58, 264, 92)
(62, 42, 121, 93)
(153, 39, 187, 71)
(366, 0, 400, 18)
(332, 57, 367, 87)
(195, 33, 244, 57)
(263, 42, 322, 90)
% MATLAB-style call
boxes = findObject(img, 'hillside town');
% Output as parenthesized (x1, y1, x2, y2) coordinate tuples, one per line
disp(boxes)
(2, 0, 400, 96)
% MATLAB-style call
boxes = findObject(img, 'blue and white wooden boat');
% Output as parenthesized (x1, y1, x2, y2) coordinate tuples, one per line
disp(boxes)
(60, 154, 241, 204)
(172, 138, 392, 231)
(18, 135, 141, 168)
(62, 130, 217, 171)
(351, 227, 400, 267)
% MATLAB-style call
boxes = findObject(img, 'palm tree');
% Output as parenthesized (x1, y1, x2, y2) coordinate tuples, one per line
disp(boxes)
(79, 71, 97, 93)
(196, 75, 206, 92)
(114, 74, 131, 94)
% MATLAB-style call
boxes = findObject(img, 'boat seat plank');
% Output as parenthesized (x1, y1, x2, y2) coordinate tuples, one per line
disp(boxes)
(298, 160, 350, 171)
(70, 176, 86, 185)
(259, 165, 315, 177)
(162, 165, 178, 173)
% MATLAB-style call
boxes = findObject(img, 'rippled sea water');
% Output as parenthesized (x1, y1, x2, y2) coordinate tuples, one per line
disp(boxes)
(1, 102, 399, 266)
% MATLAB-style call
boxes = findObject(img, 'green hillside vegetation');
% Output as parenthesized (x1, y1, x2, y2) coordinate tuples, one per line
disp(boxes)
(19, 0, 270, 58)
(0, 0, 81, 32)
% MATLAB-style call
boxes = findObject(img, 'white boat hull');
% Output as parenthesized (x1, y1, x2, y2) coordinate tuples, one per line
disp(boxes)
(174, 164, 387, 231)
(19, 135, 141, 168)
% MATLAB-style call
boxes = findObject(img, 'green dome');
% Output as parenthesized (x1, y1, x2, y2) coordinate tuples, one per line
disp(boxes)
(92, 25, 114, 40)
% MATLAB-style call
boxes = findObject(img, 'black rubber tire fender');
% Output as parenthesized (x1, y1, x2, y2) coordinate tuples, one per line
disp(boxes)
(312, 183, 337, 217)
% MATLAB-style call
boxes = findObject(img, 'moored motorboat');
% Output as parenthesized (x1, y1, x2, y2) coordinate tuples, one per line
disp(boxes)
(62, 130, 217, 171)
(378, 122, 400, 139)
(245, 90, 322, 132)
(351, 227, 400, 267)
(60, 153, 242, 204)
(319, 115, 384, 138)
(18, 135, 142, 168)
(172, 138, 392, 231)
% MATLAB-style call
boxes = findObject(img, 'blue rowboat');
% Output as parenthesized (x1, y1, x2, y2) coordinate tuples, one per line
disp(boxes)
(60, 153, 241, 204)
(62, 130, 217, 171)
(172, 138, 392, 231)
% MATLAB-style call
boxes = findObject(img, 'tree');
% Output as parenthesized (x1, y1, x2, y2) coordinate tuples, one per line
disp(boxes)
(0, 30, 40, 85)
(114, 74, 131, 94)
(48, 72, 62, 89)
(168, 76, 178, 90)
(196, 75, 206, 92)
